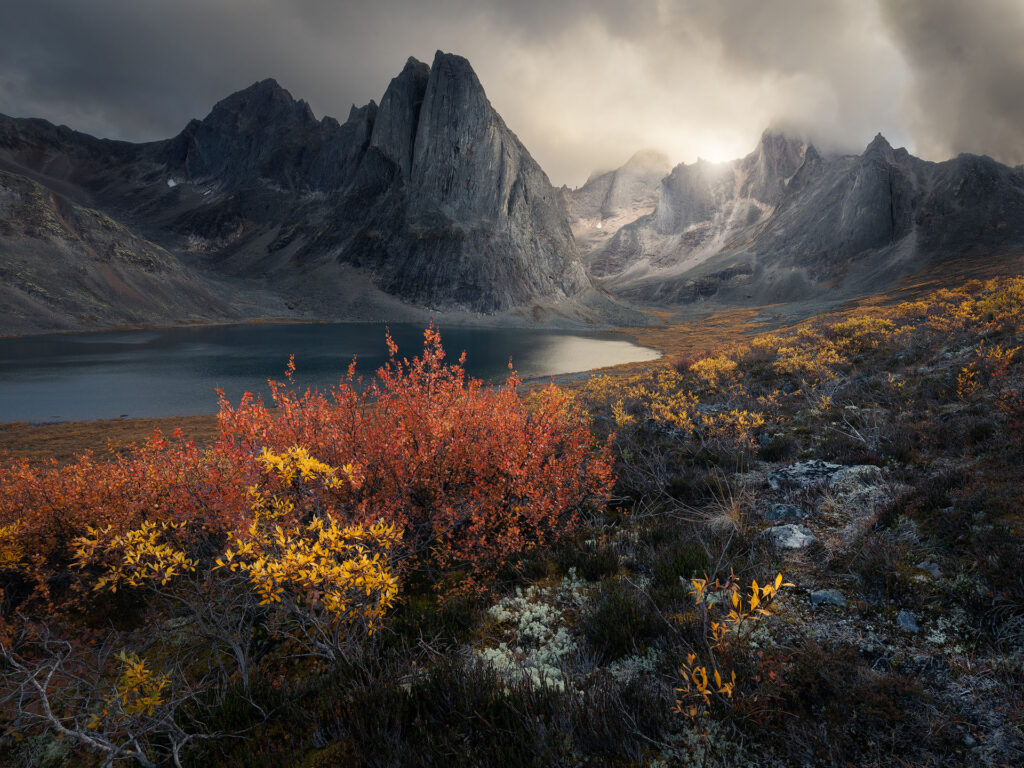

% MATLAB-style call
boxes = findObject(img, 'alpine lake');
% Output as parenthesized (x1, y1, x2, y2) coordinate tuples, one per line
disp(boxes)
(0, 322, 661, 423)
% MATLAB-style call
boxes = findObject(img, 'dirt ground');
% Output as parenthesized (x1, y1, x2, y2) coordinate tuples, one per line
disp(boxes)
(0, 415, 219, 465)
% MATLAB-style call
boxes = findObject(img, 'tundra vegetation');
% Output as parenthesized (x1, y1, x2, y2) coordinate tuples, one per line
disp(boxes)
(2, 279, 1024, 766)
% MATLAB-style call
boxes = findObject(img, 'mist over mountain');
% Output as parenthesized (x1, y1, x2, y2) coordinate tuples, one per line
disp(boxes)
(566, 149, 670, 256)
(570, 130, 1024, 305)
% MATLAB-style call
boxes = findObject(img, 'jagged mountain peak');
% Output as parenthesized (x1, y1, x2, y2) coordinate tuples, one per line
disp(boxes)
(347, 100, 378, 123)
(739, 130, 809, 203)
(402, 56, 428, 73)
(205, 78, 313, 125)
(621, 149, 671, 173)
(755, 129, 808, 158)
(429, 50, 481, 83)
(864, 132, 894, 156)
(370, 58, 429, 177)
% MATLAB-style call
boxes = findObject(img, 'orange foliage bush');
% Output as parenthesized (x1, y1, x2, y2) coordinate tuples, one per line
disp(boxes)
(217, 327, 614, 585)
(0, 327, 614, 611)
(0, 434, 230, 609)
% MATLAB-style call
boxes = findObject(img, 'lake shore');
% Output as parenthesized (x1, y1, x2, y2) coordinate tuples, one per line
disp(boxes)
(0, 304, 801, 464)
(0, 414, 221, 464)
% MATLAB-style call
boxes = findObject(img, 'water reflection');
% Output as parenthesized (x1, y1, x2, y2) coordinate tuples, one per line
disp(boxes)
(0, 322, 660, 422)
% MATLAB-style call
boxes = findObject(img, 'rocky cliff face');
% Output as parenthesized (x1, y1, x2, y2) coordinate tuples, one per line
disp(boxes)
(0, 51, 607, 334)
(567, 149, 670, 257)
(580, 131, 1024, 304)
(353, 52, 590, 312)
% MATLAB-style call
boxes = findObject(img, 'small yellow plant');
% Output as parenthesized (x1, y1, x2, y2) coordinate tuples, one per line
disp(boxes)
(701, 409, 766, 452)
(647, 388, 699, 432)
(886, 373, 905, 393)
(830, 314, 901, 351)
(774, 341, 844, 383)
(611, 400, 635, 428)
(85, 651, 170, 731)
(675, 572, 792, 718)
(957, 363, 980, 401)
(112, 651, 169, 718)
(0, 522, 24, 570)
(676, 653, 736, 717)
(73, 521, 196, 592)
(690, 354, 739, 390)
(257, 445, 360, 490)
(215, 516, 400, 630)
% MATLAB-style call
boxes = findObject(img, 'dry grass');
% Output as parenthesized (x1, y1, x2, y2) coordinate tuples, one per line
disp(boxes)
(0, 415, 218, 465)
(623, 307, 773, 359)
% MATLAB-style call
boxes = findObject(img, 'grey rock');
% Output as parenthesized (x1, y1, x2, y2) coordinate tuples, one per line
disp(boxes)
(765, 524, 816, 550)
(916, 561, 942, 578)
(810, 589, 847, 608)
(897, 610, 920, 633)
(764, 503, 808, 521)
(767, 460, 842, 491)
(829, 465, 885, 495)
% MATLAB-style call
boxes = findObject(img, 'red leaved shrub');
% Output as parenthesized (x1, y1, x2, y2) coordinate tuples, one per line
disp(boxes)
(0, 327, 614, 609)
(216, 326, 614, 585)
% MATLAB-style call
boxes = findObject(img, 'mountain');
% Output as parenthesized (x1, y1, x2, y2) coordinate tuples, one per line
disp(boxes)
(0, 52, 621, 335)
(566, 149, 670, 255)
(5, 56, 1024, 338)
(574, 130, 1024, 304)
(0, 168, 248, 334)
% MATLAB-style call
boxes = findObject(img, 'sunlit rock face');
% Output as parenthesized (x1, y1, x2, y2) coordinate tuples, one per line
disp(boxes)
(576, 130, 1024, 306)
(566, 149, 671, 256)
(0, 51, 609, 333)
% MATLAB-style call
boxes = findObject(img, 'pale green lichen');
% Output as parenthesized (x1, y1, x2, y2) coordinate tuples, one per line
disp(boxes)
(475, 570, 588, 692)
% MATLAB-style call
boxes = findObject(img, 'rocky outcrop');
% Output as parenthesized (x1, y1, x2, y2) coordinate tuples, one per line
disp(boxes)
(0, 51, 609, 333)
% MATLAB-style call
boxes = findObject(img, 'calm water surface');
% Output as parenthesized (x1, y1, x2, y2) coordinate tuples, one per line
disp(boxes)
(0, 322, 660, 422)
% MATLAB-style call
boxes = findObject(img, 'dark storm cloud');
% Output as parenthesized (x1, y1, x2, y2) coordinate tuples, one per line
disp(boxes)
(878, 0, 1024, 166)
(0, 1, 1021, 186)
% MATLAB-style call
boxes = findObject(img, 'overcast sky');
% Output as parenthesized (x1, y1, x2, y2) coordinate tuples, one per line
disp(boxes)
(2, 0, 1022, 187)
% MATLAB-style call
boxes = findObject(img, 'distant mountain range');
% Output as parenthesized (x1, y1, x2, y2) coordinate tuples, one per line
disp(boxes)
(567, 131, 1024, 304)
(2, 51, 1023, 335)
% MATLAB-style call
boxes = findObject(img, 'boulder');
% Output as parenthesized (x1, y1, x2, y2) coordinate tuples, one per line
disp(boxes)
(767, 460, 842, 491)
(810, 589, 847, 608)
(765, 524, 816, 550)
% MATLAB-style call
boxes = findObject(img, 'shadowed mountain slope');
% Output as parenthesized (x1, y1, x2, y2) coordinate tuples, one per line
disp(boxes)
(0, 52, 622, 334)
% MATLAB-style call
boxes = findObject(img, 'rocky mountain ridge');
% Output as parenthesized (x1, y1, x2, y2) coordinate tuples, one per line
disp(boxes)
(569, 130, 1024, 304)
(0, 51, 622, 335)
(3, 50, 1024, 336)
